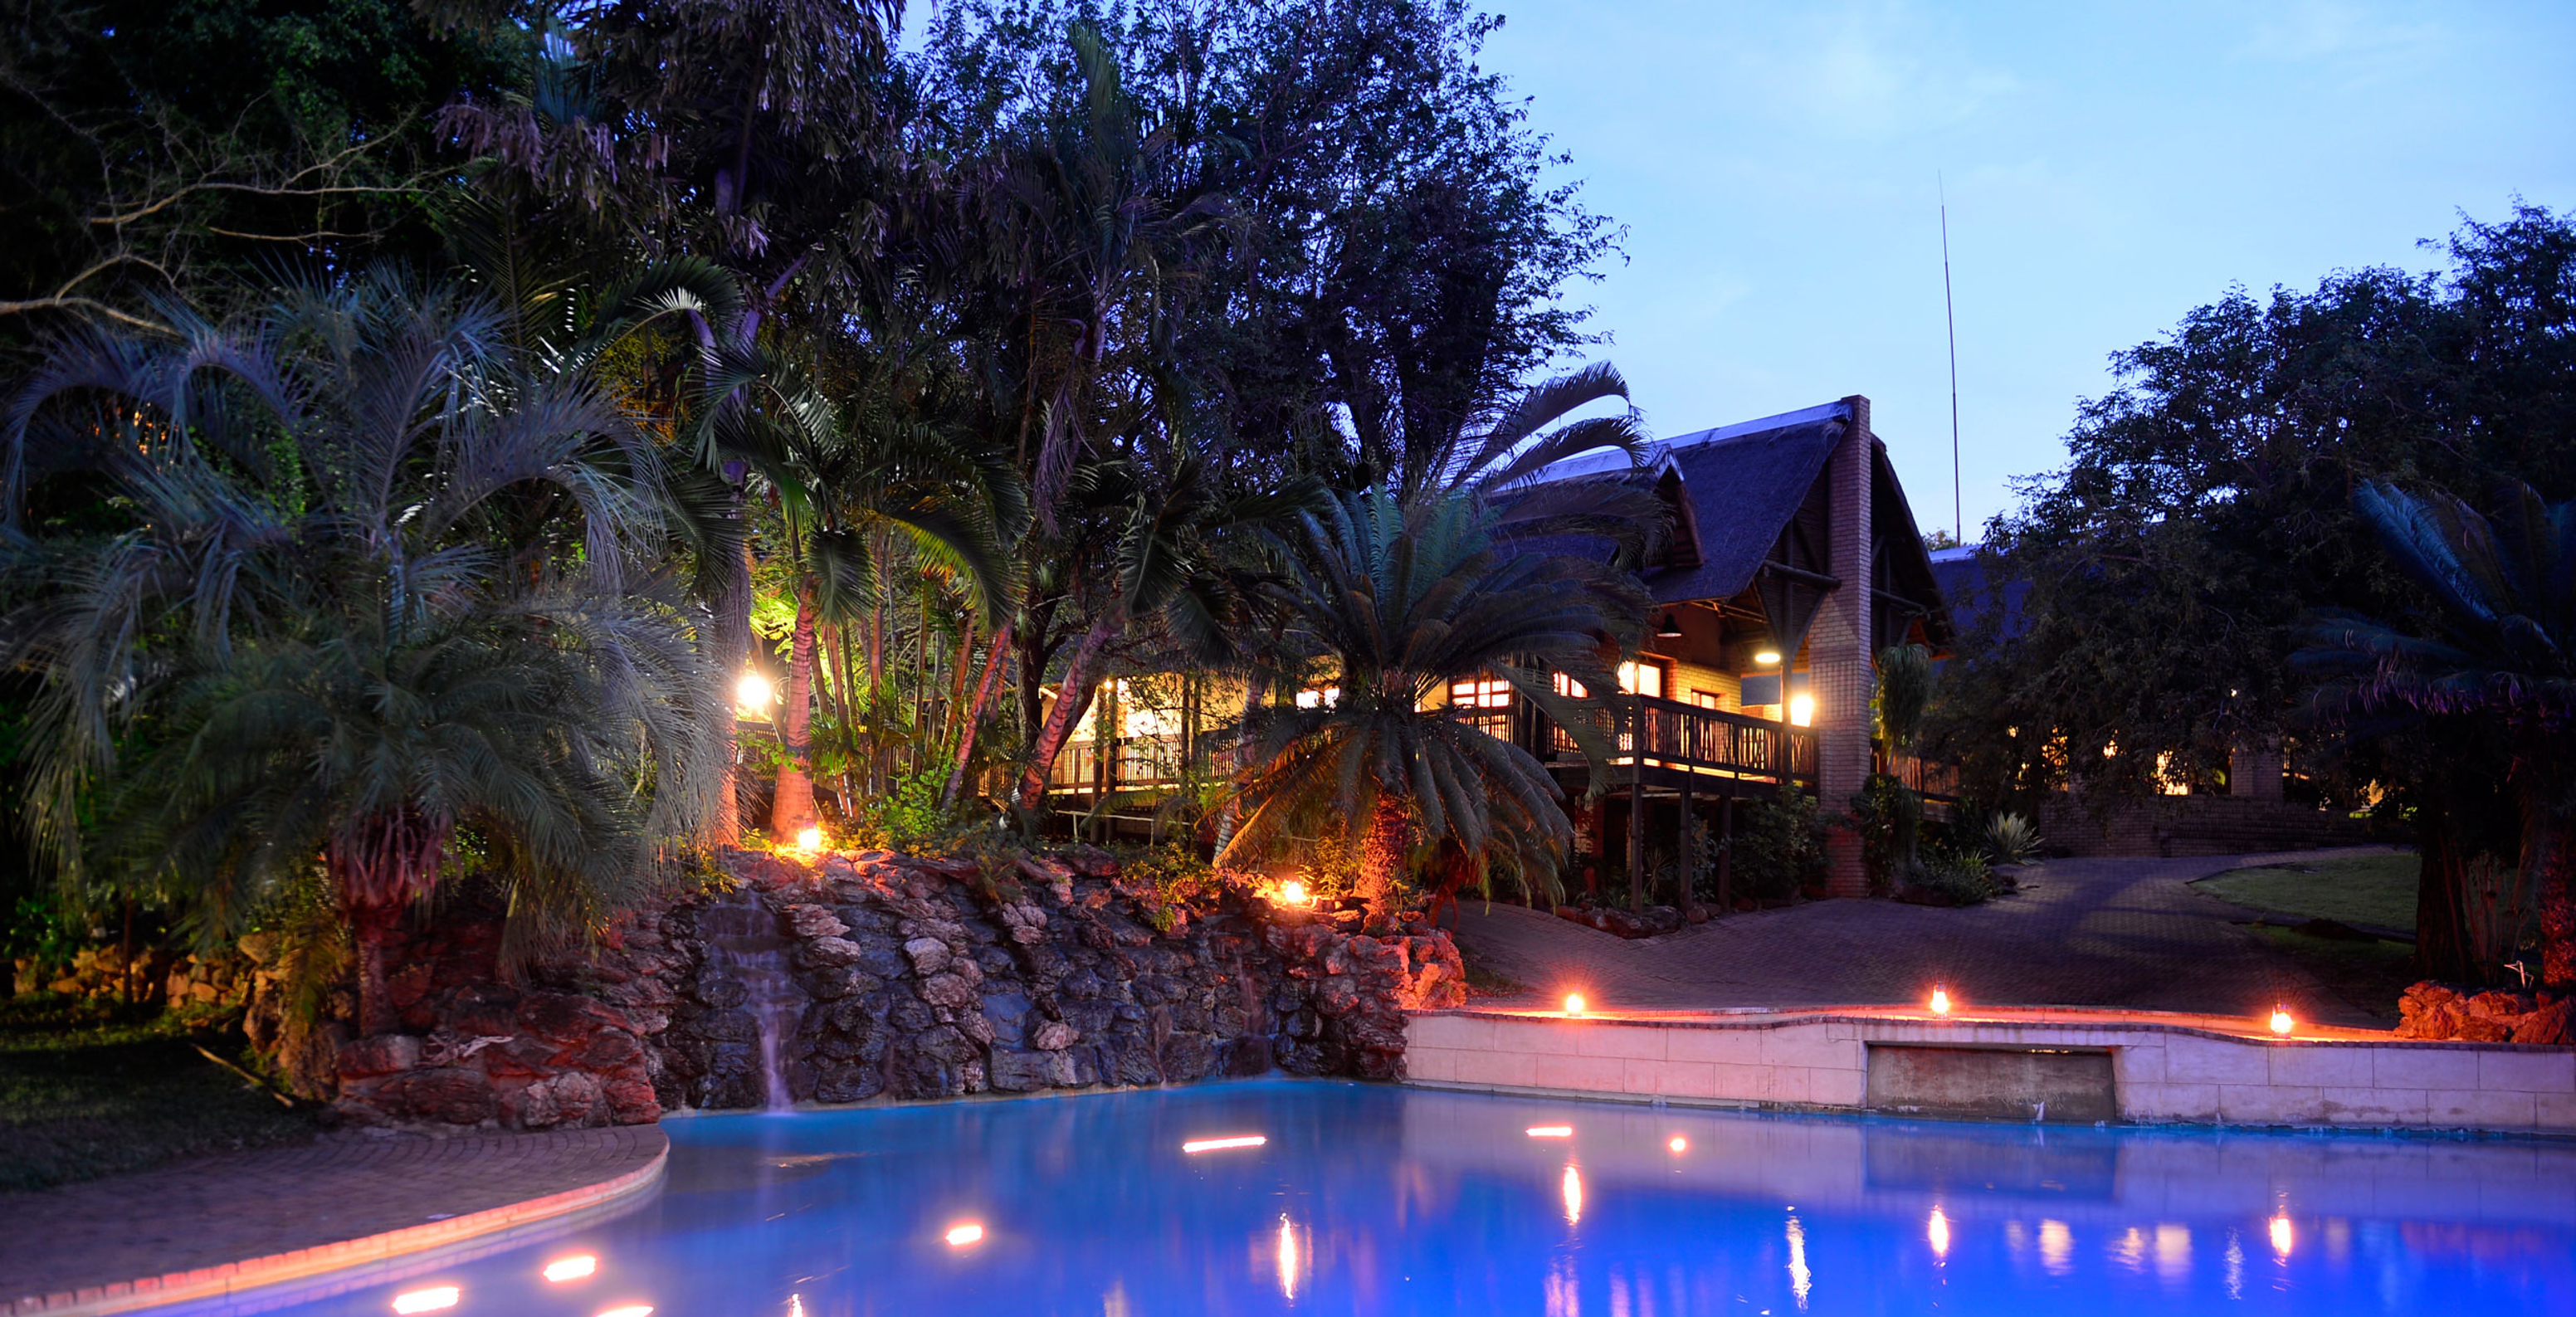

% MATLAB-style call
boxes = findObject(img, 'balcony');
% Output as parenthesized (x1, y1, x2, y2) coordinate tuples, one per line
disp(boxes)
(1546, 694, 1817, 791)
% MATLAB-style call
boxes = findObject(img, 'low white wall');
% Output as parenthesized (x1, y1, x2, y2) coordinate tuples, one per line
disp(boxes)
(1403, 1008, 2576, 1135)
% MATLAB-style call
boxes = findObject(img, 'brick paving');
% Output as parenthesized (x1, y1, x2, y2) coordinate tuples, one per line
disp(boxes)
(0, 1124, 666, 1315)
(1455, 848, 2405, 1029)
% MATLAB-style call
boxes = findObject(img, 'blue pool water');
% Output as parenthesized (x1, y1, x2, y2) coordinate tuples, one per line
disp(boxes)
(179, 1079, 2576, 1315)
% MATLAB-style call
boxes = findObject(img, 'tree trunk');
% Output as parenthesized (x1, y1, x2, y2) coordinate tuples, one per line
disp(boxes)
(2412, 793, 2475, 981)
(943, 627, 1013, 809)
(2525, 772, 2576, 988)
(1212, 667, 1266, 853)
(350, 900, 403, 1038)
(710, 517, 756, 846)
(1355, 793, 1412, 905)
(1012, 616, 1119, 812)
(770, 587, 822, 840)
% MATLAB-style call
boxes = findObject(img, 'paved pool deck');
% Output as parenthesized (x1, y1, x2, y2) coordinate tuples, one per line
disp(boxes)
(0, 1125, 666, 1317)
(1451, 848, 2404, 1027)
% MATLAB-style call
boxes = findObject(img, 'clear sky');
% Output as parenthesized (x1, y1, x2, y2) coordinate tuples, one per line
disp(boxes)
(1477, 0, 2576, 539)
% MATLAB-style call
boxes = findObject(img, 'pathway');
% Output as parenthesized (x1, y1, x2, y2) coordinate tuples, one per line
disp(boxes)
(0, 1125, 666, 1315)
(1452, 849, 2405, 1028)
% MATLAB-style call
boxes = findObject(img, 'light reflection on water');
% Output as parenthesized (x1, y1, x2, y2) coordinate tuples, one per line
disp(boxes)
(159, 1079, 2576, 1315)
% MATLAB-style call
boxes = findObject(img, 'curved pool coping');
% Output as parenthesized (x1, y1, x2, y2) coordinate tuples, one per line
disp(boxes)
(3, 1130, 668, 1317)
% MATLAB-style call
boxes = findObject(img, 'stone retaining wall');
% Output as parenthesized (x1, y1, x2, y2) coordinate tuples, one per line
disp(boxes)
(1404, 1007, 2576, 1134)
(320, 847, 1463, 1129)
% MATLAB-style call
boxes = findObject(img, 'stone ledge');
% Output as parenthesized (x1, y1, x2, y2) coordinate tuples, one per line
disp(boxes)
(1, 1130, 667, 1317)
(1407, 1005, 2576, 1135)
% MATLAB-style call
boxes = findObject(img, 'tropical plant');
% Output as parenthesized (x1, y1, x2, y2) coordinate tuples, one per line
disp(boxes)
(2298, 480, 2575, 985)
(1217, 487, 1637, 903)
(1863, 642, 1935, 886)
(1981, 812, 2044, 865)
(0, 274, 729, 1035)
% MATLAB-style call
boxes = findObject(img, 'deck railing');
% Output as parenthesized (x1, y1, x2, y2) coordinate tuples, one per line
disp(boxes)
(1549, 694, 1816, 788)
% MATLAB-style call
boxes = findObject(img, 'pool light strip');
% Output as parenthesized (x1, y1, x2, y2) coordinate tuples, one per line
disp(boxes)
(543, 1256, 598, 1283)
(1181, 1134, 1268, 1154)
(392, 1289, 459, 1315)
(1525, 1125, 1574, 1139)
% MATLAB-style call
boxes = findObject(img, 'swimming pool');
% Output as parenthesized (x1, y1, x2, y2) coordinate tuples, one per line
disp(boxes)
(173, 1079, 2576, 1315)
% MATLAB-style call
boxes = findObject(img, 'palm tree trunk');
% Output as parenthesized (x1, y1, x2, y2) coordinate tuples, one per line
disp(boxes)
(1213, 667, 1266, 853)
(2525, 772, 2576, 988)
(770, 587, 822, 840)
(350, 900, 403, 1037)
(943, 627, 1012, 809)
(1356, 793, 1412, 905)
(1013, 616, 1119, 812)
(710, 530, 756, 846)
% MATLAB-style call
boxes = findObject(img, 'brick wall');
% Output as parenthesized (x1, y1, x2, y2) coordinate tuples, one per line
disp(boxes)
(1812, 397, 1878, 896)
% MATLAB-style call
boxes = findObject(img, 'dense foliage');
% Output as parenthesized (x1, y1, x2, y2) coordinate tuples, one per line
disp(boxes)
(0, 0, 1636, 1009)
(1942, 205, 2576, 982)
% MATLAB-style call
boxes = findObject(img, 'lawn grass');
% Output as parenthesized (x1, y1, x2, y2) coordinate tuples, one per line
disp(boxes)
(2191, 852, 2420, 933)
(0, 993, 315, 1193)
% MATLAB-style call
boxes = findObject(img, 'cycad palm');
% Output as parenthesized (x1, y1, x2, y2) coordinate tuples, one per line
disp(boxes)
(1219, 488, 1639, 902)
(2300, 480, 2576, 984)
(2, 275, 728, 1034)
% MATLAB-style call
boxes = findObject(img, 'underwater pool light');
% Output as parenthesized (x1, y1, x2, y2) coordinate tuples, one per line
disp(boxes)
(392, 1290, 459, 1315)
(542, 1256, 597, 1284)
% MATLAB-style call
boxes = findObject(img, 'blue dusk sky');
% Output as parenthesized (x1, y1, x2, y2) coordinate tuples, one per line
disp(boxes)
(1479, 0, 2576, 539)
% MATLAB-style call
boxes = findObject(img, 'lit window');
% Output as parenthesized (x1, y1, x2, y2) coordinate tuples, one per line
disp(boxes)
(1690, 689, 1725, 711)
(1449, 678, 1511, 709)
(1553, 672, 1589, 700)
(1294, 686, 1339, 709)
(1617, 661, 1666, 698)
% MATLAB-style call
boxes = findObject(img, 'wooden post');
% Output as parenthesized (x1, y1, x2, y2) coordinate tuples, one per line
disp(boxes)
(1678, 763, 1696, 918)
(1628, 702, 1647, 912)
(1718, 796, 1736, 913)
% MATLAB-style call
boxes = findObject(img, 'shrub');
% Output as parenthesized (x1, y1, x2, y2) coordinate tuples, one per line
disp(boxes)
(1982, 812, 2044, 865)
(1727, 789, 1826, 901)
(1910, 847, 1993, 906)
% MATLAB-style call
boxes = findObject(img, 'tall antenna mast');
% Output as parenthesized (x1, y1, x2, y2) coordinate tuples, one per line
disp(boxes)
(1939, 174, 1963, 545)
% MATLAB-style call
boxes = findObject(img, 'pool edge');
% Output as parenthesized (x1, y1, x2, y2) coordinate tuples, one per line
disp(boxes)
(5, 1132, 670, 1317)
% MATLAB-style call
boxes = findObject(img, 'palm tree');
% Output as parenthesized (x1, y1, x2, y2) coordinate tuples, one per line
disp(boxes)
(1, 273, 729, 1035)
(2300, 480, 2575, 986)
(1217, 487, 1641, 903)
(738, 368, 1021, 839)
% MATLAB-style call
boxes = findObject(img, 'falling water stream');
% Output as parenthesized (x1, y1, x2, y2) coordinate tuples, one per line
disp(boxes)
(698, 893, 806, 1110)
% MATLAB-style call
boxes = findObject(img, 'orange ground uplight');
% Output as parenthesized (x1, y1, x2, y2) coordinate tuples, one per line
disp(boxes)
(2269, 1005, 2295, 1036)
(1929, 984, 1953, 1017)
(1564, 993, 1587, 1017)
(1277, 879, 1310, 906)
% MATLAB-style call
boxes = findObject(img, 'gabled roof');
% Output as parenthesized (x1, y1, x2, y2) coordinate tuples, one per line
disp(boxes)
(1606, 402, 1851, 605)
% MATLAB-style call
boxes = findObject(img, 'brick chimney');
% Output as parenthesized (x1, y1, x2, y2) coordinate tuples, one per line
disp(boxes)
(1812, 396, 1877, 897)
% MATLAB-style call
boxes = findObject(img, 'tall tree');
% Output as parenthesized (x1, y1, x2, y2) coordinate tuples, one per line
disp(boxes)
(2299, 481, 2575, 986)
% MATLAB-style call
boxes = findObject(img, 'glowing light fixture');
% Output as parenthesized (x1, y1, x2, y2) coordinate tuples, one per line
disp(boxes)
(1525, 1125, 1574, 1139)
(944, 1222, 986, 1248)
(2268, 1005, 2295, 1037)
(1563, 993, 1586, 1017)
(1655, 612, 1684, 639)
(1181, 1134, 1267, 1154)
(393, 1290, 460, 1315)
(1276, 879, 1309, 906)
(542, 1256, 598, 1283)
(1754, 649, 1783, 666)
(1930, 983, 1953, 1017)
(1929, 1205, 1952, 1257)
(1561, 1164, 1584, 1225)
(1666, 1135, 1688, 1154)
(794, 825, 825, 854)
(2268, 1212, 2294, 1256)
(735, 671, 775, 716)
(1788, 693, 1816, 727)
